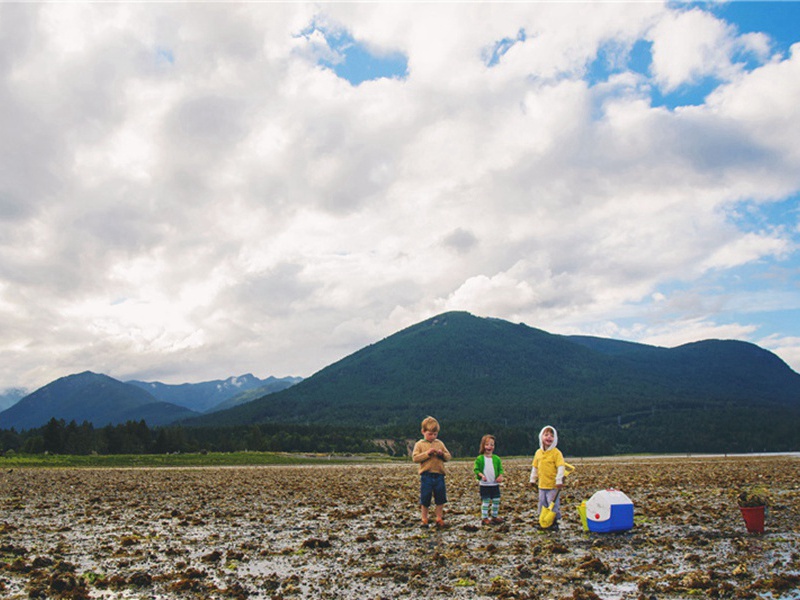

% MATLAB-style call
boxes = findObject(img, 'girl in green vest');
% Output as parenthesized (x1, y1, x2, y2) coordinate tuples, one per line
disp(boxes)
(473, 434, 505, 525)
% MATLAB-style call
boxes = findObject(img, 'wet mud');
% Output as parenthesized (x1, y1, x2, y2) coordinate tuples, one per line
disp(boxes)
(1, 454, 798, 599)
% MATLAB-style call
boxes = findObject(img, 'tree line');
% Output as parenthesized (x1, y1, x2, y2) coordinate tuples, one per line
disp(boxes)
(0, 418, 381, 456)
(0, 418, 608, 458)
(1, 404, 797, 458)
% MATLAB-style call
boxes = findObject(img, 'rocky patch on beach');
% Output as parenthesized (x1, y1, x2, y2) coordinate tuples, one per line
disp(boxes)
(1, 455, 798, 599)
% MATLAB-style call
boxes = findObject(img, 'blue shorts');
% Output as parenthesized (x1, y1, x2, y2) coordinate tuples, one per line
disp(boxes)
(419, 472, 447, 507)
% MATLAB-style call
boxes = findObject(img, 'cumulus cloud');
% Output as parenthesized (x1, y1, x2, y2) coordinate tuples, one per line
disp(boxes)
(1, 2, 799, 390)
(649, 9, 738, 91)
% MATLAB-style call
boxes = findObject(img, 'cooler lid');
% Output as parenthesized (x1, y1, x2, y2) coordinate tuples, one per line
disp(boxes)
(585, 488, 633, 522)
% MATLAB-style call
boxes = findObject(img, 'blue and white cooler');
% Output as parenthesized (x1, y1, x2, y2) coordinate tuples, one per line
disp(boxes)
(585, 489, 634, 533)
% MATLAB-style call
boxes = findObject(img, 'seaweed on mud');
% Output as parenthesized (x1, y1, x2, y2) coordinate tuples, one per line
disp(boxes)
(0, 455, 797, 599)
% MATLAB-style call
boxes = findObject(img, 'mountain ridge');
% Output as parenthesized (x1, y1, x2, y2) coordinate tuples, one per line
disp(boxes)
(2, 312, 798, 454)
(126, 374, 301, 413)
(0, 387, 28, 412)
(184, 312, 800, 452)
(0, 371, 302, 431)
(0, 372, 199, 430)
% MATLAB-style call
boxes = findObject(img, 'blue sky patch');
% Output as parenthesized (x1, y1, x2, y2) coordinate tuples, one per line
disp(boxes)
(587, 39, 640, 86)
(309, 26, 407, 85)
(628, 39, 653, 77)
(484, 29, 527, 67)
(711, 1, 800, 57)
(721, 196, 800, 307)
(588, 38, 720, 110)
(728, 195, 800, 236)
(156, 47, 175, 65)
(650, 75, 723, 110)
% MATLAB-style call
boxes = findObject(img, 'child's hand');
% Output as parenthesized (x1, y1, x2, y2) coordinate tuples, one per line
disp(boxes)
(480, 474, 487, 481)
(496, 475, 504, 483)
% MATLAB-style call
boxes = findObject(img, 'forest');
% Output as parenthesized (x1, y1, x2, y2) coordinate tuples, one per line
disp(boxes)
(2, 402, 797, 459)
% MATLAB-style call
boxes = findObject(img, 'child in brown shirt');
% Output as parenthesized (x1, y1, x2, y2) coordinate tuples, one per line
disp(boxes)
(412, 416, 452, 528)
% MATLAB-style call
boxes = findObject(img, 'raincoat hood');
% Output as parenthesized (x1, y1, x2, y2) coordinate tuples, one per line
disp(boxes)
(539, 425, 558, 451)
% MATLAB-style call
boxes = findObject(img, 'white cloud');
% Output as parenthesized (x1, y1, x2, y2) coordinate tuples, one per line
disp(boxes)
(759, 334, 800, 373)
(700, 232, 790, 271)
(638, 319, 758, 348)
(706, 43, 800, 174)
(442, 264, 542, 318)
(649, 8, 740, 92)
(557, 318, 759, 350)
(1, 2, 799, 389)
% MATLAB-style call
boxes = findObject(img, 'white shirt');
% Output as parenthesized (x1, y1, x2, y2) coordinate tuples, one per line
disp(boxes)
(480, 455, 497, 486)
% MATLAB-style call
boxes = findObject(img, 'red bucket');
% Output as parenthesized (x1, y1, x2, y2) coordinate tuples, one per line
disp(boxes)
(739, 506, 765, 534)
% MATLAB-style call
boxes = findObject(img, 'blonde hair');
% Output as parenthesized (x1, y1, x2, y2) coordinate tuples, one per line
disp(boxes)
(421, 416, 440, 433)
(479, 434, 495, 454)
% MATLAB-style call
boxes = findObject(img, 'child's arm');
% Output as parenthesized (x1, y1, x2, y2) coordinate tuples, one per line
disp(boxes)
(555, 465, 565, 487)
(530, 452, 540, 485)
(555, 451, 566, 487)
(439, 442, 452, 462)
(473, 457, 485, 480)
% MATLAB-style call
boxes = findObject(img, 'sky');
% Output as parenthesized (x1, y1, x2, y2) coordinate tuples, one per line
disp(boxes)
(1, 1, 800, 394)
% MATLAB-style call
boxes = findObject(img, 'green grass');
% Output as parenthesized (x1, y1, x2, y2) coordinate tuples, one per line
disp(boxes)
(0, 451, 398, 469)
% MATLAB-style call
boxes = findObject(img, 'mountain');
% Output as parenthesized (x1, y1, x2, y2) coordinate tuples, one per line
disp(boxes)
(185, 311, 800, 453)
(0, 372, 199, 431)
(0, 387, 27, 412)
(210, 376, 303, 413)
(4, 312, 798, 452)
(566, 334, 799, 400)
(126, 374, 301, 413)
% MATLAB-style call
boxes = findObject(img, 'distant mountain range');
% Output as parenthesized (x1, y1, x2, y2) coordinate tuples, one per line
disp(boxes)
(127, 374, 302, 413)
(0, 387, 27, 412)
(0, 372, 301, 431)
(2, 311, 799, 453)
(185, 311, 800, 452)
(0, 372, 195, 430)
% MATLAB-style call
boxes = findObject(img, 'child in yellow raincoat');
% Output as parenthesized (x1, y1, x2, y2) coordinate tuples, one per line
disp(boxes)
(529, 425, 566, 529)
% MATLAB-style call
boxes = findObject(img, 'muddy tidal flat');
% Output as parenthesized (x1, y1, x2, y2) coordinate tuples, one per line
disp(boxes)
(1, 454, 799, 599)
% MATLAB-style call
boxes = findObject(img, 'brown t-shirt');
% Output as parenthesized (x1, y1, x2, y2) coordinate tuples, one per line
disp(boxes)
(412, 439, 452, 474)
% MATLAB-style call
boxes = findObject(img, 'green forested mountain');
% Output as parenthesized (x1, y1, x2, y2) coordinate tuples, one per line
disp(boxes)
(210, 376, 304, 413)
(0, 372, 198, 430)
(186, 311, 800, 454)
(4, 312, 798, 455)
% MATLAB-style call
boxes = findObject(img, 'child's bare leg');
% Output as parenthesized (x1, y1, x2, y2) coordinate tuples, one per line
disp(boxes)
(420, 505, 429, 523)
(435, 504, 444, 522)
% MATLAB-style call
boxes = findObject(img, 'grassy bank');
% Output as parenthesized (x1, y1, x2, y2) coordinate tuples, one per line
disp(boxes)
(0, 451, 397, 468)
